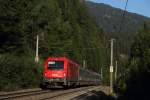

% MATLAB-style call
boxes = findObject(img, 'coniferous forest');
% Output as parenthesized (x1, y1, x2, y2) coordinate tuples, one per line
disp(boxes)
(86, 3, 150, 99)
(0, 0, 109, 90)
(0, 1, 150, 99)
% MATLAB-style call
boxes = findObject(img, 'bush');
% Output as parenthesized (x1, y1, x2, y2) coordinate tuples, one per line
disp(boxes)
(0, 54, 43, 91)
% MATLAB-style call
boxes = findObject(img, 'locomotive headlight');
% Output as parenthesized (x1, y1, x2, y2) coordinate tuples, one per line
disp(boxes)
(44, 72, 47, 76)
(64, 73, 66, 77)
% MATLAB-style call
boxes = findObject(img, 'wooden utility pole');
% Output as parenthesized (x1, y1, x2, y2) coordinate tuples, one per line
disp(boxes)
(83, 60, 86, 68)
(35, 35, 39, 63)
(115, 61, 118, 82)
(110, 39, 115, 94)
(101, 67, 103, 80)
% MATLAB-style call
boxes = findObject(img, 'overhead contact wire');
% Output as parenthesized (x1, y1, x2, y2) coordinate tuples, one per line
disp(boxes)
(118, 0, 129, 33)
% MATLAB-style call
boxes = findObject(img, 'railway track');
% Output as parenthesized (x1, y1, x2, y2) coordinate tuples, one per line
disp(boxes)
(0, 86, 101, 100)
(40, 86, 93, 100)
(0, 89, 51, 100)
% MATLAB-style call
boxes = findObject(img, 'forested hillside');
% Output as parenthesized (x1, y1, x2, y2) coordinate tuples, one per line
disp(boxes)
(86, 1, 150, 56)
(85, 2, 150, 98)
(86, 1, 150, 34)
(0, 0, 108, 90)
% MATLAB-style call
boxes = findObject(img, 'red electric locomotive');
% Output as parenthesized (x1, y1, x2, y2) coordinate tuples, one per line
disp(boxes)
(40, 57, 101, 89)
(40, 57, 79, 88)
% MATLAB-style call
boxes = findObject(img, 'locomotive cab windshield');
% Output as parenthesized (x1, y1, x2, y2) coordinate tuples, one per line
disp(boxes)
(48, 61, 64, 70)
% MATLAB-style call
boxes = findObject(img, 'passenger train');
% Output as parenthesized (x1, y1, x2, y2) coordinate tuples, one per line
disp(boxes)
(40, 57, 101, 89)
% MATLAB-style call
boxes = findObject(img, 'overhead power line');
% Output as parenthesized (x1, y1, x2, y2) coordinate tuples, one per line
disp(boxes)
(118, 0, 129, 33)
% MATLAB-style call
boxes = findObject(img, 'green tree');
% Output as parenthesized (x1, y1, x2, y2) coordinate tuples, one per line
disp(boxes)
(0, 0, 109, 90)
(116, 23, 150, 99)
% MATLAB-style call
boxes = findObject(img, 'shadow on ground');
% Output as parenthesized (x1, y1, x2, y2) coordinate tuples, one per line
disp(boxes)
(71, 90, 115, 100)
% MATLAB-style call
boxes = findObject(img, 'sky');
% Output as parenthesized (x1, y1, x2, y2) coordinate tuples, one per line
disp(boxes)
(88, 0, 150, 18)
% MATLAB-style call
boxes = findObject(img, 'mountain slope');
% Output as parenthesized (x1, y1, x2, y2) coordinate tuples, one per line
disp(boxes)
(86, 1, 150, 56)
(86, 1, 150, 34)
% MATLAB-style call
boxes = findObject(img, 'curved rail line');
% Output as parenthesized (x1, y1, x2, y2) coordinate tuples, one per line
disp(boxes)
(0, 89, 51, 100)
(0, 86, 98, 100)
(40, 86, 96, 100)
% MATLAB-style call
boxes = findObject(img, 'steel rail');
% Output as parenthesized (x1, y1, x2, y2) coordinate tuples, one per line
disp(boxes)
(40, 86, 96, 100)
(0, 89, 51, 100)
